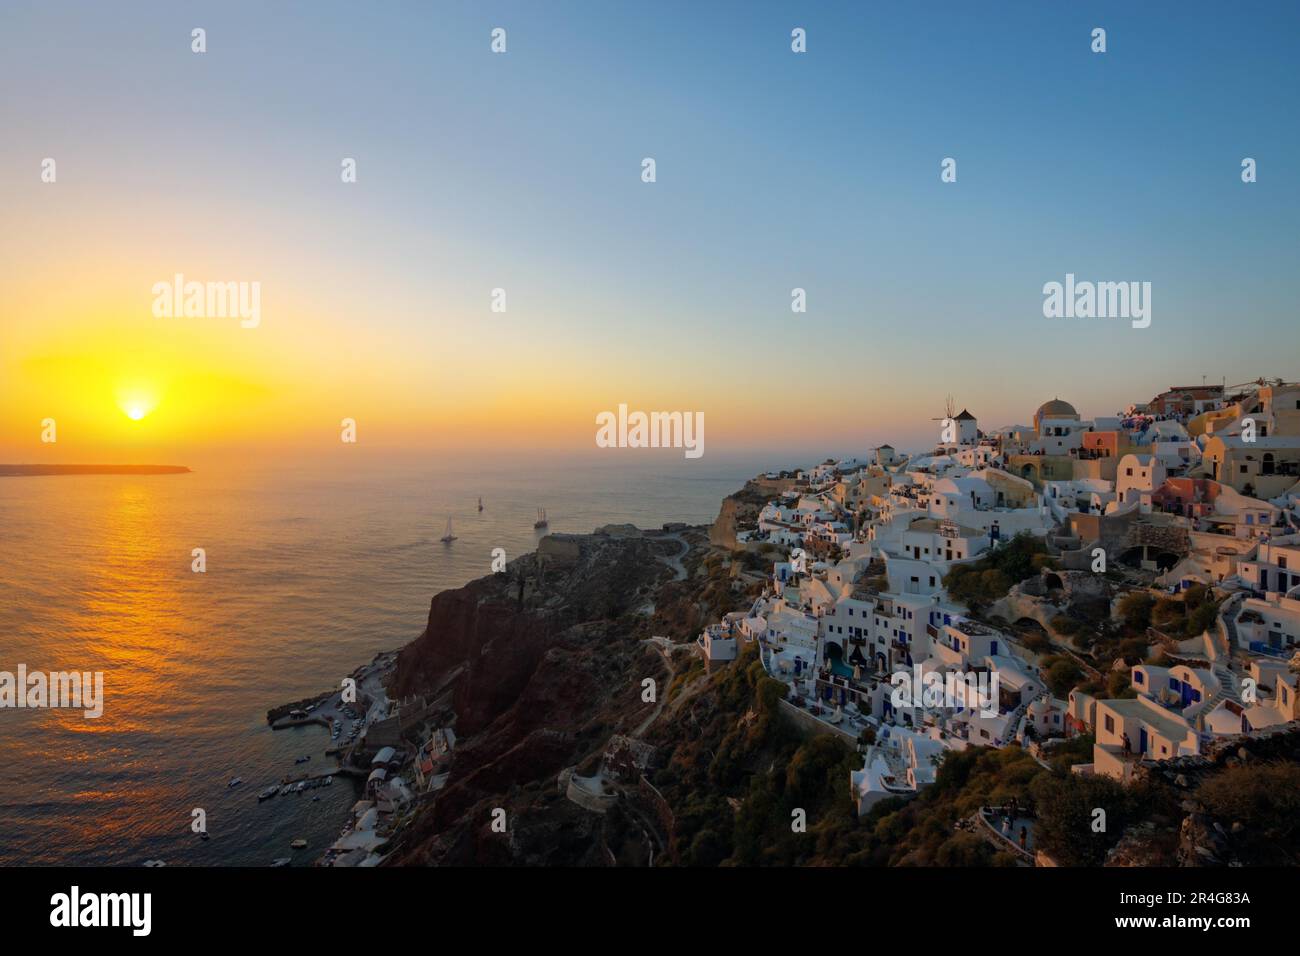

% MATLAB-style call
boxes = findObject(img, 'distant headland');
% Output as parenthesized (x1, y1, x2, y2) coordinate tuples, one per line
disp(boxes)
(0, 464, 192, 477)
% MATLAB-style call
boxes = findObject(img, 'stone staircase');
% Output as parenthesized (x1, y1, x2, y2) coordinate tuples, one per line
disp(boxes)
(1005, 695, 1037, 746)
(1218, 592, 1244, 652)
(1214, 668, 1241, 704)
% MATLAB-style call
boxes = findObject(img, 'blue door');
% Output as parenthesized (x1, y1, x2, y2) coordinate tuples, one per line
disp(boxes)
(1138, 728, 1147, 755)
(1180, 681, 1194, 709)
(991, 641, 998, 656)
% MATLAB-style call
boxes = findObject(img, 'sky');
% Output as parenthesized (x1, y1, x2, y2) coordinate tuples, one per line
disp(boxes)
(2, 0, 1298, 466)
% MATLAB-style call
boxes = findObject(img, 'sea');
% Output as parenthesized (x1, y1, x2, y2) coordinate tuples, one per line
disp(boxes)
(0, 452, 773, 866)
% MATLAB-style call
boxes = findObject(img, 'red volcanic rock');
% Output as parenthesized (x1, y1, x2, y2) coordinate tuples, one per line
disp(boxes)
(384, 532, 679, 865)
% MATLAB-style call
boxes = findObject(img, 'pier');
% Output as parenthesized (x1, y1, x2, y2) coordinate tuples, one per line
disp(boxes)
(278, 765, 366, 787)
(270, 714, 331, 732)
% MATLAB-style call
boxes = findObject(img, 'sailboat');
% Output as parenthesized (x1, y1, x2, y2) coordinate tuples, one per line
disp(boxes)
(477, 497, 484, 512)
(533, 507, 548, 530)
(440, 516, 457, 543)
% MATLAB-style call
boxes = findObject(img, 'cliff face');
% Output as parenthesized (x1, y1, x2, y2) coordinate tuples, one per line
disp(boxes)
(1126, 725, 1300, 866)
(709, 477, 796, 549)
(385, 531, 685, 865)
(709, 497, 741, 549)
(379, 483, 1300, 869)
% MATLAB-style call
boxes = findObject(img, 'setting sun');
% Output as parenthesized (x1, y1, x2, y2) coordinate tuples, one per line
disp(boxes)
(112, 381, 160, 428)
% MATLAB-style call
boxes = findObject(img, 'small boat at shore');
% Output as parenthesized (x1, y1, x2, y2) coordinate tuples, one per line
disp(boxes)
(440, 516, 457, 543)
(295, 755, 311, 764)
(534, 507, 548, 530)
(290, 839, 307, 850)
(258, 785, 279, 801)
(227, 777, 242, 788)
(143, 860, 166, 868)
(270, 857, 291, 867)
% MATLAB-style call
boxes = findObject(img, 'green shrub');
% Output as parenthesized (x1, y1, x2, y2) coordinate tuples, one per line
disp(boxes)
(1020, 630, 1051, 653)
(1051, 615, 1081, 636)
(1199, 762, 1300, 844)
(1185, 600, 1220, 637)
(1044, 658, 1083, 697)
(1031, 772, 1153, 865)
(1117, 592, 1154, 632)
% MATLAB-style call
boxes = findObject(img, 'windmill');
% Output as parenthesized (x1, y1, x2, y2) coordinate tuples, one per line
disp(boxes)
(930, 394, 958, 425)
(931, 395, 958, 446)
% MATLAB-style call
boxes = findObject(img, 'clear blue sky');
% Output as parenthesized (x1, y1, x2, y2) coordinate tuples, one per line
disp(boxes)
(2, 0, 1297, 458)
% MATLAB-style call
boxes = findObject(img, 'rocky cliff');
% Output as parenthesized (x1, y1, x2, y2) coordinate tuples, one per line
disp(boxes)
(376, 483, 1300, 868)
(382, 524, 748, 865)
(708, 476, 795, 549)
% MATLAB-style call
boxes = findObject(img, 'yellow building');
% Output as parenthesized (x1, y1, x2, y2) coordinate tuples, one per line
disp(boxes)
(1202, 435, 1300, 499)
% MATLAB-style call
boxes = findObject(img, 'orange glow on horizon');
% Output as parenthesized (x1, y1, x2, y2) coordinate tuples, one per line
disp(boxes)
(0, 270, 933, 462)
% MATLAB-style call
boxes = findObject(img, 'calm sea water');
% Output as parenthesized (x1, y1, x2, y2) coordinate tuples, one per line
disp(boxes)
(0, 454, 760, 865)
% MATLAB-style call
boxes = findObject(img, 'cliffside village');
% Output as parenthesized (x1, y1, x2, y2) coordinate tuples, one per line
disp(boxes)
(279, 379, 1300, 866)
(696, 380, 1300, 816)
